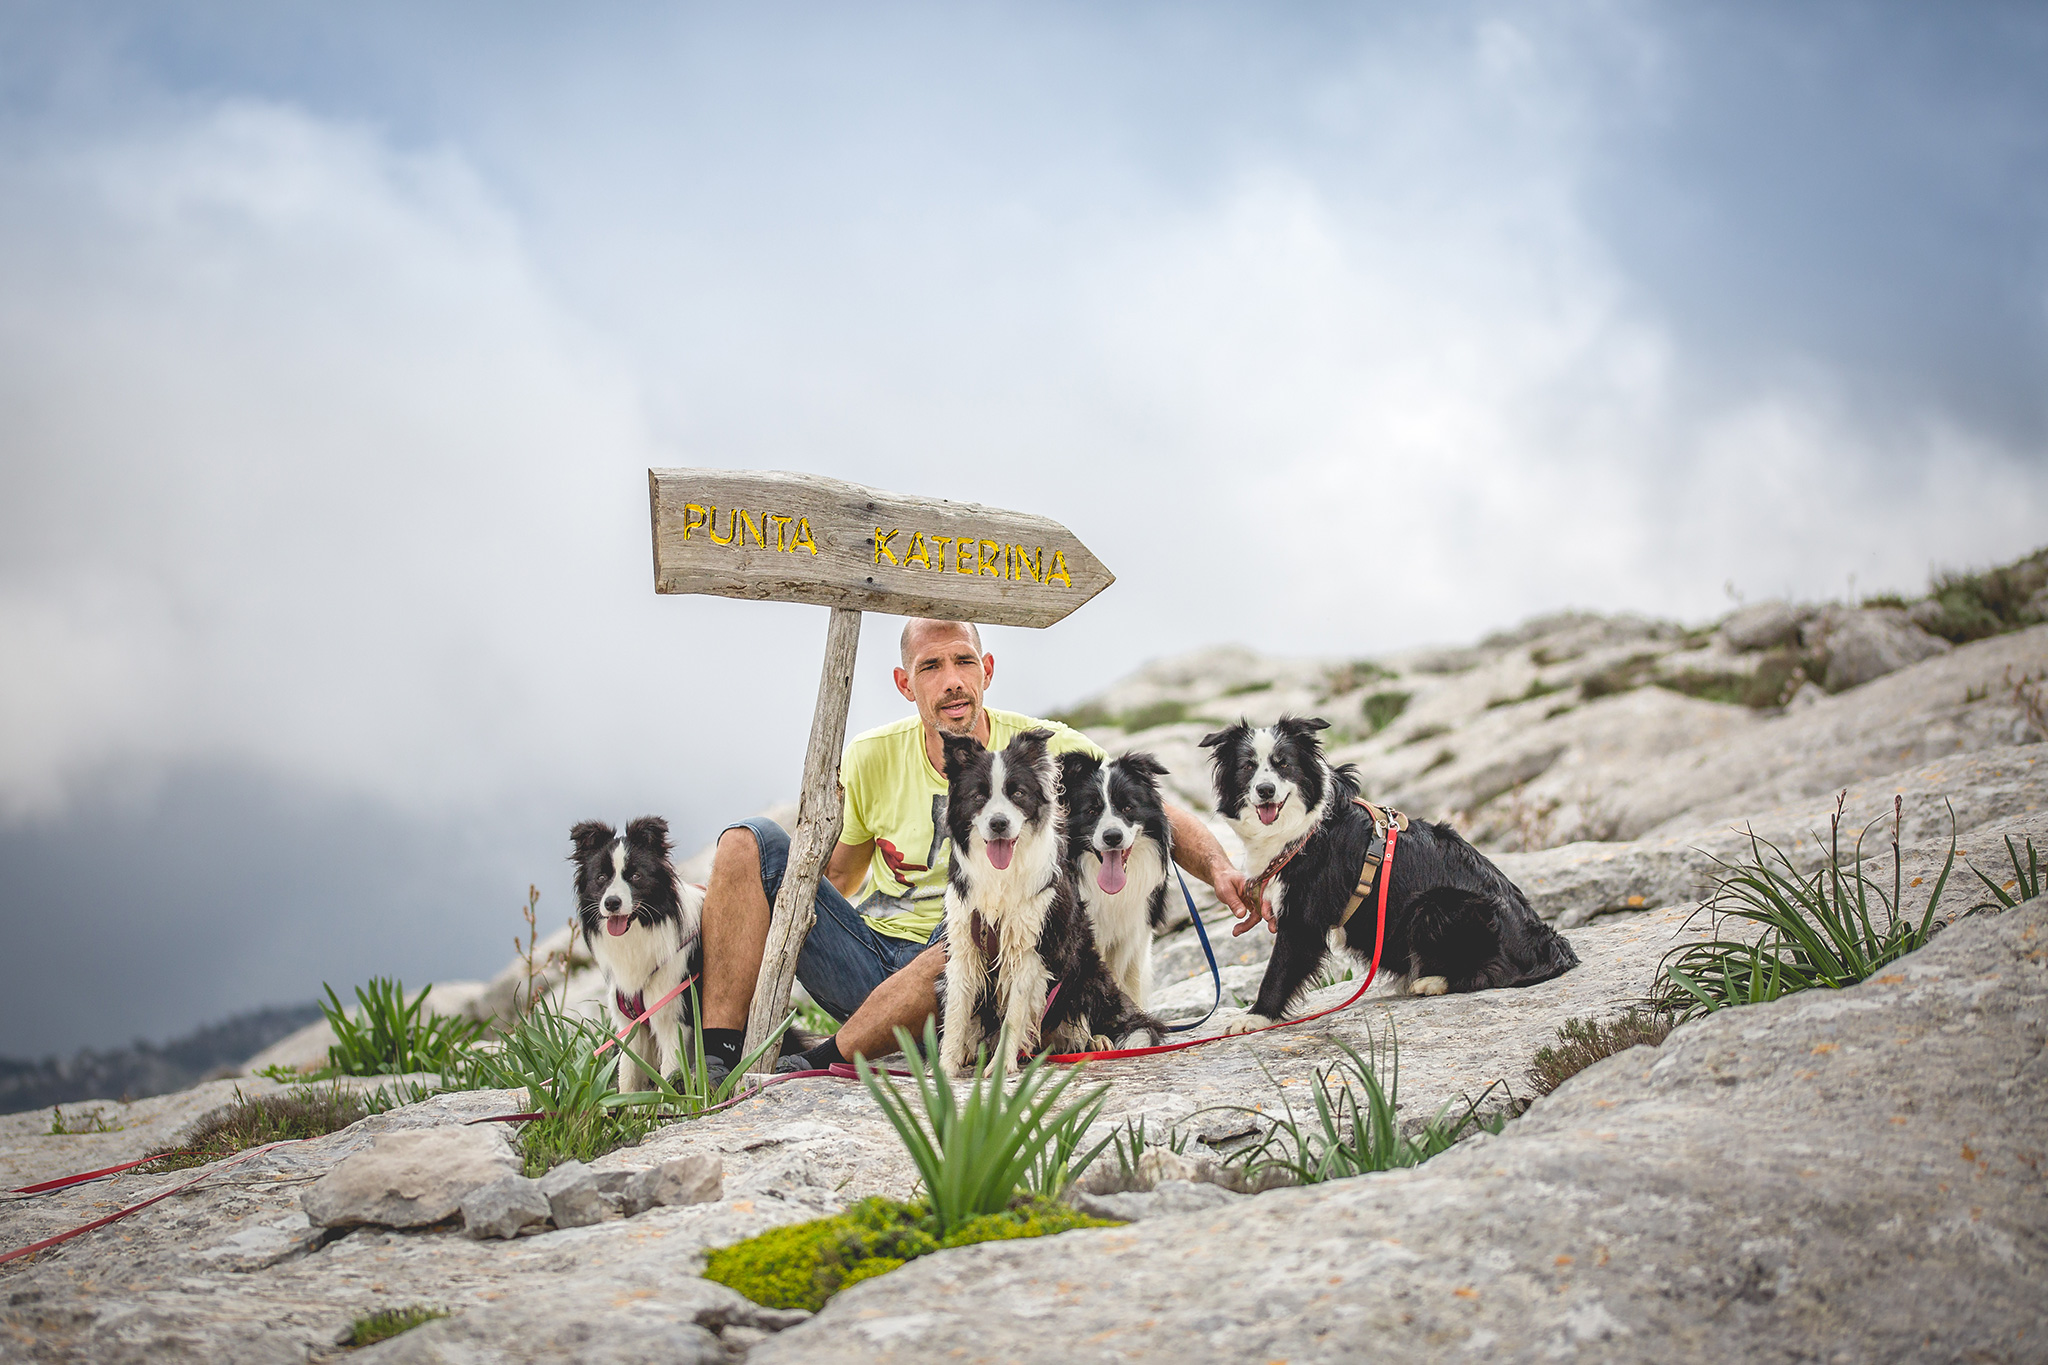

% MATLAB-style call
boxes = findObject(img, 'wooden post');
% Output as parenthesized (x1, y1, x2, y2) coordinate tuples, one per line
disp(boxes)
(744, 605, 862, 1071)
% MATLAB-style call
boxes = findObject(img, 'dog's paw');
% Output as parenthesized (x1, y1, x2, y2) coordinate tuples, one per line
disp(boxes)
(1411, 975, 1450, 996)
(1221, 1012, 1276, 1036)
(1088, 1033, 1115, 1052)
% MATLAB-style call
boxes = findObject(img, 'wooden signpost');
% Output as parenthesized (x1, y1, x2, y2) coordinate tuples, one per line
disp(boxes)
(648, 468, 1114, 1070)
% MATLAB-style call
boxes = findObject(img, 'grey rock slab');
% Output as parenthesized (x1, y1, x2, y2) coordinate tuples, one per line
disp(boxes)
(1071, 1179, 1242, 1222)
(535, 1159, 608, 1229)
(1813, 604, 1951, 690)
(1498, 742, 2048, 926)
(623, 1152, 723, 1214)
(1719, 599, 1810, 651)
(460, 1174, 552, 1239)
(751, 901, 2048, 1365)
(302, 1126, 518, 1229)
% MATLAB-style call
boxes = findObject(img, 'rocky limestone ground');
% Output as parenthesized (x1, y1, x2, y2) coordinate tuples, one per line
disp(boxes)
(2, 605, 2044, 1362)
(756, 899, 2048, 1365)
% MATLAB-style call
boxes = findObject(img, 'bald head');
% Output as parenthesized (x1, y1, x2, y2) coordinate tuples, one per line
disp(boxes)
(899, 618, 983, 670)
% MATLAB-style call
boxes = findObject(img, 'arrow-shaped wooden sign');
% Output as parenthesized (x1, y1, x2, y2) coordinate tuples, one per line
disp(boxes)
(648, 468, 1113, 627)
(646, 468, 1114, 1070)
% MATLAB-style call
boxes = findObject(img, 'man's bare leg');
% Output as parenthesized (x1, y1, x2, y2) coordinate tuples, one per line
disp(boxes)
(831, 944, 946, 1061)
(701, 827, 772, 1032)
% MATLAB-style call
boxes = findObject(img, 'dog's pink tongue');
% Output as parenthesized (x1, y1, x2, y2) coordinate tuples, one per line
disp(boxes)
(606, 915, 631, 937)
(1257, 803, 1282, 826)
(1097, 848, 1129, 894)
(987, 838, 1016, 870)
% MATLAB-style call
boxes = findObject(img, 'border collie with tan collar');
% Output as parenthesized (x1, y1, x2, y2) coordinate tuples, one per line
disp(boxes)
(570, 817, 701, 1091)
(1058, 750, 1174, 1008)
(938, 728, 1166, 1076)
(1203, 716, 1578, 1032)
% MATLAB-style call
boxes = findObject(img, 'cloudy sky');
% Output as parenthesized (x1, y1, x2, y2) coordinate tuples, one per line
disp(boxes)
(3, 2, 2044, 1056)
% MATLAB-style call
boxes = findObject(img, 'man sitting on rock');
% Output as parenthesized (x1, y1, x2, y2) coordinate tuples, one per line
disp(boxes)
(692, 616, 1255, 1082)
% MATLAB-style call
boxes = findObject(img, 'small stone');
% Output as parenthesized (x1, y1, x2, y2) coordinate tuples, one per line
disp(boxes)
(1721, 600, 1807, 652)
(623, 1153, 723, 1214)
(538, 1160, 608, 1229)
(462, 1174, 553, 1239)
(301, 1126, 517, 1230)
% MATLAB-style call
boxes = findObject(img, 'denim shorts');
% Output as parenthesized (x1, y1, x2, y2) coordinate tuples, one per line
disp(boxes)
(725, 816, 945, 1023)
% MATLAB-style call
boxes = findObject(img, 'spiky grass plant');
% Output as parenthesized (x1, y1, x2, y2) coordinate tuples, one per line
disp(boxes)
(1650, 796, 1973, 1019)
(143, 1084, 367, 1172)
(857, 1021, 1111, 1232)
(318, 978, 485, 1078)
(1527, 1010, 1675, 1097)
(1216, 1023, 1504, 1186)
(481, 988, 794, 1175)
(1967, 834, 2042, 908)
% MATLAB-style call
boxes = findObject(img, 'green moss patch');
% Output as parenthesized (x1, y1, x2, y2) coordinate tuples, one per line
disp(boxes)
(344, 1305, 449, 1348)
(704, 1196, 1120, 1311)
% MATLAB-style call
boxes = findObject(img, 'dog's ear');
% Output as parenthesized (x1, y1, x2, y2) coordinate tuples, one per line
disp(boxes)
(1009, 728, 1056, 778)
(624, 816, 672, 856)
(569, 821, 615, 861)
(1120, 751, 1170, 782)
(1198, 721, 1248, 750)
(1277, 715, 1331, 737)
(940, 731, 984, 781)
(1057, 750, 1100, 795)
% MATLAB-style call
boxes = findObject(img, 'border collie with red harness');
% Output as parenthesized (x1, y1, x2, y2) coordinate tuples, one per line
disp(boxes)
(1203, 717, 1578, 1033)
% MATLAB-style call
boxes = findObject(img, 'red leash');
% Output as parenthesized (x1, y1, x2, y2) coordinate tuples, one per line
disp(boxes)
(0, 1138, 309, 1268)
(9, 1151, 195, 1197)
(1048, 823, 1397, 1063)
(593, 974, 699, 1058)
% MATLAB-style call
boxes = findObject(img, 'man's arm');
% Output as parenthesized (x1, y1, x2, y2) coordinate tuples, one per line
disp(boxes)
(827, 839, 873, 899)
(1165, 805, 1265, 934)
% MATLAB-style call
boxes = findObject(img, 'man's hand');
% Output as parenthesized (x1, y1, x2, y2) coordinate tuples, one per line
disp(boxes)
(1212, 859, 1273, 936)
(1163, 803, 1273, 937)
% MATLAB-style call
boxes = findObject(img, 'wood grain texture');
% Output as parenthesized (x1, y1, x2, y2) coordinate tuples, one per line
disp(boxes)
(648, 468, 1112, 628)
(743, 605, 862, 1071)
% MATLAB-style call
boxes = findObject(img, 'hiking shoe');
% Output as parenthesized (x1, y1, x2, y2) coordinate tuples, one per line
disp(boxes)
(773, 1051, 821, 1075)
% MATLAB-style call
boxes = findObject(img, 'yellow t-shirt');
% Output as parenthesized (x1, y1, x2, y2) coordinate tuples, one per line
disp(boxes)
(841, 708, 1106, 943)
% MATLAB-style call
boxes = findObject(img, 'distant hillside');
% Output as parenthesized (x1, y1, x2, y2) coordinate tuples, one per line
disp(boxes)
(0, 1002, 323, 1112)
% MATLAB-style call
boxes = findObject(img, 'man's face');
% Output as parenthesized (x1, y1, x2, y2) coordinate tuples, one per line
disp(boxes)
(895, 626, 995, 739)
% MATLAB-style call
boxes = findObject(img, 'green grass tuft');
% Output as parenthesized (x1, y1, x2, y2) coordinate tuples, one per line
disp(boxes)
(143, 1084, 367, 1172)
(1360, 690, 1411, 734)
(344, 1306, 449, 1348)
(1917, 546, 2048, 644)
(1222, 679, 1274, 697)
(1211, 1024, 1506, 1186)
(1966, 835, 2042, 908)
(1322, 659, 1399, 697)
(1579, 652, 1660, 700)
(704, 1195, 1117, 1312)
(316, 978, 485, 1079)
(1648, 798, 1983, 1019)
(858, 1020, 1112, 1232)
(1118, 699, 1190, 732)
(1486, 678, 1570, 710)
(1527, 1011, 1674, 1097)
(1048, 701, 1115, 731)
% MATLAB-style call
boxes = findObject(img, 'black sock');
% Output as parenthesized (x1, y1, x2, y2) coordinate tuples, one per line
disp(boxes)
(802, 1036, 845, 1070)
(702, 1028, 744, 1069)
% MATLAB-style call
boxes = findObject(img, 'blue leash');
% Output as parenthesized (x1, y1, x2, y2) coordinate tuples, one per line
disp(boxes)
(1163, 869, 1224, 1033)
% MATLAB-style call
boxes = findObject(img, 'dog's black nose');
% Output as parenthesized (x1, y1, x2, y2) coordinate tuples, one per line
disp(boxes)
(1101, 828, 1124, 848)
(1255, 782, 1276, 801)
(603, 895, 622, 912)
(988, 814, 1011, 837)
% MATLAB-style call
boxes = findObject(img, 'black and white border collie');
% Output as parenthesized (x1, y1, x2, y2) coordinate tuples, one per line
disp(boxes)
(570, 817, 701, 1091)
(938, 728, 1167, 1076)
(1202, 716, 1579, 1032)
(1059, 751, 1174, 1008)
